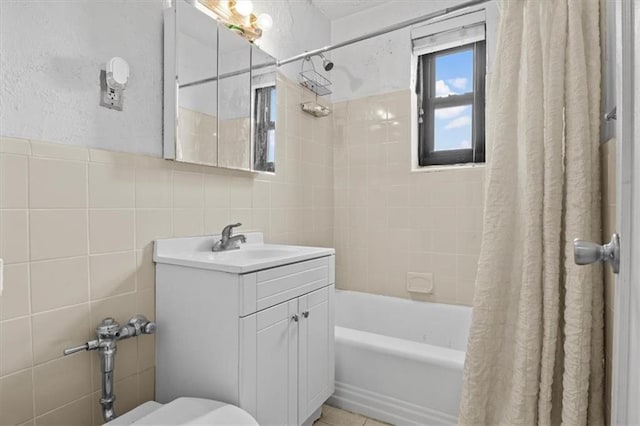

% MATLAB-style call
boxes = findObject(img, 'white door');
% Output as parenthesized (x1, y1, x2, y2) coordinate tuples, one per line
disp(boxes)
(240, 298, 299, 426)
(611, 1, 640, 424)
(298, 285, 335, 422)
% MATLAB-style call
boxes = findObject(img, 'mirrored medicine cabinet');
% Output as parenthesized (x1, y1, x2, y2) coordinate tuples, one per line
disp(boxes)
(164, 0, 278, 173)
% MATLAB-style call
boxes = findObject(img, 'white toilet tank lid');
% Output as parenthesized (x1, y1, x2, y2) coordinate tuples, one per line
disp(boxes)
(105, 397, 258, 425)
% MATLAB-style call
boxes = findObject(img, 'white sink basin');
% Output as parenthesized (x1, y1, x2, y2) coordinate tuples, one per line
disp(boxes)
(209, 246, 299, 260)
(154, 232, 335, 274)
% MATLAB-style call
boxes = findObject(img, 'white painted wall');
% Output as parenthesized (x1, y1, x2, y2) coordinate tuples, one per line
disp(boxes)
(0, 0, 330, 156)
(252, 0, 331, 82)
(329, 0, 497, 102)
(0, 0, 164, 155)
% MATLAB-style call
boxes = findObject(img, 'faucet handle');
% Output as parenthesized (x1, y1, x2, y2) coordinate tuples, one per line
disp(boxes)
(221, 223, 242, 237)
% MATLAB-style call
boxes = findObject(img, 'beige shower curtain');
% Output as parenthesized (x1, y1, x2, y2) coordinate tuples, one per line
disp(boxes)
(459, 0, 604, 424)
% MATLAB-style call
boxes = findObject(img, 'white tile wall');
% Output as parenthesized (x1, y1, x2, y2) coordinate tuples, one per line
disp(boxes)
(0, 76, 333, 425)
(333, 90, 485, 305)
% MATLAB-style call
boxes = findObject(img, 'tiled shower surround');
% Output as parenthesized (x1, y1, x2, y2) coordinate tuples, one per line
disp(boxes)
(333, 91, 484, 305)
(0, 84, 483, 425)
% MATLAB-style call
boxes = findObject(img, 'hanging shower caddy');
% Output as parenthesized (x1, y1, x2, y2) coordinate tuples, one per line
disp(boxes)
(299, 55, 332, 117)
(299, 55, 332, 96)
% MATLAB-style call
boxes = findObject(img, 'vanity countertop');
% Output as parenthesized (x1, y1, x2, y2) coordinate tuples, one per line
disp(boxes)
(154, 232, 335, 274)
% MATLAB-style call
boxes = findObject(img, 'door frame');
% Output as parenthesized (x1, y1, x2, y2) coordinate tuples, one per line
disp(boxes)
(611, 1, 639, 424)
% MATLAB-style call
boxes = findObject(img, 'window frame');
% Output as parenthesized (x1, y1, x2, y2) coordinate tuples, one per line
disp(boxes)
(253, 84, 276, 172)
(418, 40, 486, 166)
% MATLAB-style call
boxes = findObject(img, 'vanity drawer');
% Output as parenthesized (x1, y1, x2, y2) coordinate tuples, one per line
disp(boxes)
(240, 255, 335, 316)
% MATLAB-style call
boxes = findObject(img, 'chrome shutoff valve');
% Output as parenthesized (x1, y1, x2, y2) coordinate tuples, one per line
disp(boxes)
(63, 315, 156, 355)
(63, 314, 156, 422)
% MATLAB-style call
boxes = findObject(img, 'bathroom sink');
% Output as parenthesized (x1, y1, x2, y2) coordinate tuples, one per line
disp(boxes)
(154, 232, 335, 274)
(210, 246, 299, 260)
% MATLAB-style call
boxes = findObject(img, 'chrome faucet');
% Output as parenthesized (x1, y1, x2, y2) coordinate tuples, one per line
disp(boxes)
(64, 315, 156, 422)
(213, 222, 246, 251)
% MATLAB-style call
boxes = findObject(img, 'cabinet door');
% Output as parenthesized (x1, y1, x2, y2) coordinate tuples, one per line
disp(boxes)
(240, 298, 298, 426)
(298, 285, 335, 422)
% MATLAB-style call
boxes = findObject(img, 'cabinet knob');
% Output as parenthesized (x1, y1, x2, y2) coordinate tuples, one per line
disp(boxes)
(291, 314, 299, 322)
(302, 311, 309, 318)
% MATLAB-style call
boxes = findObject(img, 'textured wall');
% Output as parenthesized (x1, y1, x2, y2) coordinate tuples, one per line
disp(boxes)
(252, 0, 331, 81)
(329, 0, 453, 101)
(329, 0, 497, 102)
(0, 0, 164, 156)
(0, 0, 330, 156)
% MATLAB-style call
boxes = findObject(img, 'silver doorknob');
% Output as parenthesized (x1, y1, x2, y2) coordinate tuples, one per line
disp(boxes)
(573, 233, 620, 273)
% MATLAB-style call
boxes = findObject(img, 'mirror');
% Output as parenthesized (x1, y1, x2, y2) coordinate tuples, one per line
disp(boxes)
(217, 26, 252, 170)
(251, 46, 278, 173)
(174, 0, 218, 166)
(164, 0, 278, 173)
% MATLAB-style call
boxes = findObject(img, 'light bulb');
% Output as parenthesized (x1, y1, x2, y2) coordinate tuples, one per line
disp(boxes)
(256, 13, 273, 31)
(234, 0, 253, 17)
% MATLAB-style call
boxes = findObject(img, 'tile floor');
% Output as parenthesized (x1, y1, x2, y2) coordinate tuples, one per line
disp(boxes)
(316, 404, 391, 426)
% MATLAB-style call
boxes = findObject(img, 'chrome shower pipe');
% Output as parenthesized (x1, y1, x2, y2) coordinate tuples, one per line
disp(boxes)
(276, 0, 490, 67)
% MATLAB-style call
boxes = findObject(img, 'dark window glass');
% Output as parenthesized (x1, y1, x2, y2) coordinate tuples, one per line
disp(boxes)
(253, 85, 276, 172)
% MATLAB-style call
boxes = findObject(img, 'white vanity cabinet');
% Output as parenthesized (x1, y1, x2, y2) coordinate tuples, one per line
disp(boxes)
(240, 285, 334, 426)
(154, 234, 335, 426)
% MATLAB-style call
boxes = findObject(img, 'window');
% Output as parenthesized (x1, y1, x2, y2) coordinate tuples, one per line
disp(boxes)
(411, 7, 495, 168)
(417, 40, 486, 166)
(253, 85, 276, 172)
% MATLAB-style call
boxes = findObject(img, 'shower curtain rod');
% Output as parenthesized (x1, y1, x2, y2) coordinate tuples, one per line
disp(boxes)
(276, 0, 491, 66)
(180, 0, 491, 89)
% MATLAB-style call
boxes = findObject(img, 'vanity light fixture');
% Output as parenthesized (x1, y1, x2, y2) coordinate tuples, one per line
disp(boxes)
(233, 0, 253, 17)
(199, 0, 272, 41)
(255, 13, 273, 31)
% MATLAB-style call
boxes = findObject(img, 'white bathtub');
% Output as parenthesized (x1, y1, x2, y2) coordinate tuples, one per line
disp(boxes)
(328, 290, 472, 426)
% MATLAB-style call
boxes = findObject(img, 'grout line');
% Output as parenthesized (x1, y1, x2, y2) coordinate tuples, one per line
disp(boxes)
(133, 158, 143, 387)
(19, 284, 140, 319)
(88, 249, 137, 259)
(0, 365, 34, 381)
(29, 300, 90, 319)
(25, 141, 38, 422)
(33, 393, 92, 422)
(28, 255, 87, 266)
